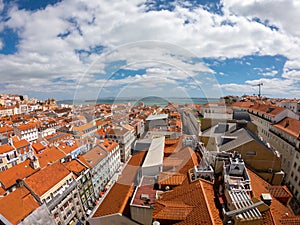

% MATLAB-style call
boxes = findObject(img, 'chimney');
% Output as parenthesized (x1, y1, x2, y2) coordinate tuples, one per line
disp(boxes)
(284, 120, 290, 128)
(30, 155, 40, 169)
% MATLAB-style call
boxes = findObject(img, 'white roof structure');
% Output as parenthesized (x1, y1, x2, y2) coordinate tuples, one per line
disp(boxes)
(146, 114, 168, 121)
(142, 136, 165, 176)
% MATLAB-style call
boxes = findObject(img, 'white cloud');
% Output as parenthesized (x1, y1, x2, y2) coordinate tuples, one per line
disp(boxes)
(262, 70, 277, 77)
(0, 0, 3, 12)
(0, 0, 300, 98)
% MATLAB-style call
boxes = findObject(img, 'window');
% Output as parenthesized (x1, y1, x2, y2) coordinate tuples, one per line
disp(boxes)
(294, 162, 297, 168)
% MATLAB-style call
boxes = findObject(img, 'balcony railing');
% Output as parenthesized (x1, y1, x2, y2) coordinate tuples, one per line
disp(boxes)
(46, 181, 77, 210)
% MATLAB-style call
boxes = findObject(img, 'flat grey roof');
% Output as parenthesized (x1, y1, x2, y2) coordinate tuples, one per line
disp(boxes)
(142, 136, 165, 168)
(146, 114, 168, 121)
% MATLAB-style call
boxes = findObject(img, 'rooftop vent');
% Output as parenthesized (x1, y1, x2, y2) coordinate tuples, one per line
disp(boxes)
(140, 193, 150, 201)
(261, 193, 272, 206)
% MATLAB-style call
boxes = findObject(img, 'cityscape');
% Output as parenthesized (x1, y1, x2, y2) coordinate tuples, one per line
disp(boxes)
(1, 0, 300, 225)
(0, 94, 300, 225)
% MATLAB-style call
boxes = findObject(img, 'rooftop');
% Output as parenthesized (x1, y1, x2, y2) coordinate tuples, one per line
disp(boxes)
(0, 186, 39, 225)
(37, 146, 65, 168)
(93, 151, 146, 217)
(0, 143, 14, 154)
(153, 180, 214, 225)
(25, 162, 70, 197)
(142, 136, 165, 168)
(0, 159, 38, 189)
(146, 114, 168, 121)
(64, 159, 88, 176)
(13, 139, 30, 149)
(82, 145, 108, 168)
(131, 176, 156, 207)
(273, 117, 300, 139)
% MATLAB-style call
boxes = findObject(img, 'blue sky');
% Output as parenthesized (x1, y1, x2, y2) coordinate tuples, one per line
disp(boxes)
(0, 0, 300, 100)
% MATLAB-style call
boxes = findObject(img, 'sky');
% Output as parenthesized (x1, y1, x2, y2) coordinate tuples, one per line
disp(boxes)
(0, 0, 300, 101)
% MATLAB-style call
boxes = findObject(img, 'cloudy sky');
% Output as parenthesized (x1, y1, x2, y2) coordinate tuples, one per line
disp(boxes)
(0, 0, 300, 100)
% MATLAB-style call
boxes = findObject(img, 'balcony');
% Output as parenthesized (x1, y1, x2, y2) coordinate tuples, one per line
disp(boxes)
(46, 181, 77, 210)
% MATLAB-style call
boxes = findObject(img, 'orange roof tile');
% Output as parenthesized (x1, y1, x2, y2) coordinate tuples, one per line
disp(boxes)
(0, 186, 39, 225)
(93, 151, 146, 217)
(273, 118, 300, 139)
(25, 162, 70, 197)
(0, 186, 5, 195)
(0, 159, 38, 189)
(32, 141, 46, 153)
(158, 172, 186, 186)
(0, 144, 14, 154)
(82, 145, 108, 168)
(64, 159, 87, 175)
(99, 139, 118, 153)
(247, 168, 296, 225)
(0, 125, 14, 133)
(13, 139, 30, 149)
(153, 181, 213, 225)
(37, 147, 65, 168)
(16, 123, 37, 131)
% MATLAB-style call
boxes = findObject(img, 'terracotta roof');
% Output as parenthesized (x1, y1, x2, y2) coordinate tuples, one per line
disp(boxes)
(93, 151, 146, 217)
(13, 139, 30, 149)
(0, 159, 38, 189)
(99, 139, 119, 153)
(0, 186, 39, 225)
(201, 180, 223, 224)
(247, 168, 296, 225)
(0, 186, 5, 195)
(273, 118, 300, 139)
(249, 103, 285, 117)
(37, 146, 65, 168)
(232, 101, 254, 108)
(82, 145, 108, 168)
(157, 172, 186, 186)
(32, 141, 46, 153)
(0, 144, 15, 154)
(153, 181, 213, 225)
(0, 125, 14, 133)
(16, 123, 37, 131)
(25, 162, 70, 197)
(267, 186, 293, 199)
(56, 139, 81, 155)
(279, 216, 300, 225)
(64, 159, 87, 175)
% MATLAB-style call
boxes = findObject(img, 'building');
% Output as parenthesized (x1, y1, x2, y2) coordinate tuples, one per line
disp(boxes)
(14, 123, 38, 142)
(0, 144, 19, 171)
(0, 186, 49, 225)
(130, 176, 156, 225)
(63, 159, 96, 218)
(24, 162, 84, 225)
(269, 117, 300, 211)
(81, 145, 110, 198)
(145, 114, 168, 131)
(99, 139, 121, 179)
(12, 138, 34, 162)
(0, 125, 14, 137)
(106, 126, 135, 162)
(140, 137, 165, 178)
